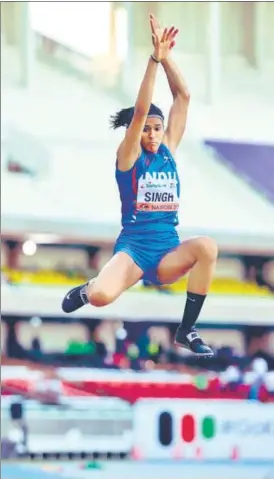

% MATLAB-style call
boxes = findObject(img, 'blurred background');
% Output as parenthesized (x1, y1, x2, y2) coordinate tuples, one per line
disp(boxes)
(1, 2, 274, 479)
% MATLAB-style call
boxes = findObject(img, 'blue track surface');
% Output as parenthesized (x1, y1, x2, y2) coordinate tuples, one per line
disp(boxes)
(2, 460, 274, 479)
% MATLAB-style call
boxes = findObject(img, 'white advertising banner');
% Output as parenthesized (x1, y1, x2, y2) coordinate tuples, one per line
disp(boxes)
(133, 399, 274, 461)
(1, 396, 133, 455)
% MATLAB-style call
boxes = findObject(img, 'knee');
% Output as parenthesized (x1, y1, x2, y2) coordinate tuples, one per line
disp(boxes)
(87, 284, 115, 307)
(195, 236, 218, 263)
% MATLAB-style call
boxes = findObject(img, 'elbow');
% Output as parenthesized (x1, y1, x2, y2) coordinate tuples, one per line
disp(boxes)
(172, 91, 190, 104)
(178, 90, 191, 103)
(185, 90, 191, 102)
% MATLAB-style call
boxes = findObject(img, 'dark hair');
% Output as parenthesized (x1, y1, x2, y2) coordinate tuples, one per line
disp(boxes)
(110, 103, 164, 129)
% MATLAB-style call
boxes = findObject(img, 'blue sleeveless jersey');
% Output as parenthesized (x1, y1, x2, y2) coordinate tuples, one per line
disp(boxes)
(115, 143, 180, 231)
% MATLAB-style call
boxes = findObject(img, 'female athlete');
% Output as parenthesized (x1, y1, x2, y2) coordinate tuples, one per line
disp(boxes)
(62, 14, 218, 357)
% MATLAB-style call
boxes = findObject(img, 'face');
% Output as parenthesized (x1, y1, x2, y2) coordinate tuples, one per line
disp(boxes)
(141, 117, 164, 153)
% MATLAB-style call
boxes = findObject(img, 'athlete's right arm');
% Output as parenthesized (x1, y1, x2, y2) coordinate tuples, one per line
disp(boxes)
(116, 56, 160, 172)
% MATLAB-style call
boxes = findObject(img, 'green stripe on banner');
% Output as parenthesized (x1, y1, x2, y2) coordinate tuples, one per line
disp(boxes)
(202, 416, 216, 439)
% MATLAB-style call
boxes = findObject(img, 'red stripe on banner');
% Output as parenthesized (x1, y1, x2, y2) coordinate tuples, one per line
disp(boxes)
(181, 414, 195, 443)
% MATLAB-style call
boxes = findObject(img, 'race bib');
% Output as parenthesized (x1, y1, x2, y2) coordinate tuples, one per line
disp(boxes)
(136, 171, 179, 212)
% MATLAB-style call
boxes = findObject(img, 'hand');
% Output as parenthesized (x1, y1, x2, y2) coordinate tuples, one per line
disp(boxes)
(149, 13, 178, 62)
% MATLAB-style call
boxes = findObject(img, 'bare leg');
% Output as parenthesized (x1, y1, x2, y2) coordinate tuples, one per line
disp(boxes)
(62, 252, 143, 312)
(157, 236, 218, 292)
(87, 252, 144, 306)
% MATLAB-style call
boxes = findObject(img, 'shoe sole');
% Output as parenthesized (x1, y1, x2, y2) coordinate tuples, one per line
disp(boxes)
(174, 340, 214, 358)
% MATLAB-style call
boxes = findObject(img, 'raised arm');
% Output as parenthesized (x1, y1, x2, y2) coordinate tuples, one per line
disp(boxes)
(117, 16, 176, 172)
(117, 55, 159, 171)
(162, 57, 190, 154)
(149, 14, 190, 154)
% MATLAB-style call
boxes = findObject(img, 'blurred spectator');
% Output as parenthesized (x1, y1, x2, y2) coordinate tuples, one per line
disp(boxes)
(248, 358, 268, 401)
(221, 365, 242, 392)
(30, 337, 42, 362)
(33, 369, 62, 404)
(1, 316, 274, 381)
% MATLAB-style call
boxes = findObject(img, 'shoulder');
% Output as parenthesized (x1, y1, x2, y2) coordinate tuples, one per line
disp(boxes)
(162, 132, 179, 156)
(159, 143, 176, 161)
(115, 148, 145, 174)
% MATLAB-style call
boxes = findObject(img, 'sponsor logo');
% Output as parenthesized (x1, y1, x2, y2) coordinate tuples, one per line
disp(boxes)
(141, 183, 166, 189)
(136, 203, 179, 211)
(163, 414, 274, 445)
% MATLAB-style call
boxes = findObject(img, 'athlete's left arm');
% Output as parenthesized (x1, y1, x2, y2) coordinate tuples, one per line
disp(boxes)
(162, 57, 190, 154)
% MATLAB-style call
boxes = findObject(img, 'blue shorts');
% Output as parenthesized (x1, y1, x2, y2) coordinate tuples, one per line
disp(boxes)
(113, 226, 180, 285)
